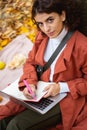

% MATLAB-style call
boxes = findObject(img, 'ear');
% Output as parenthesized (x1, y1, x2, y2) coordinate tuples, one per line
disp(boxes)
(61, 11, 66, 22)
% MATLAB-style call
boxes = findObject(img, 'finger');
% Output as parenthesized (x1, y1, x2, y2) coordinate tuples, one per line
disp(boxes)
(23, 88, 33, 99)
(43, 88, 52, 98)
(44, 85, 57, 97)
(43, 85, 50, 92)
(30, 85, 36, 93)
(44, 91, 50, 98)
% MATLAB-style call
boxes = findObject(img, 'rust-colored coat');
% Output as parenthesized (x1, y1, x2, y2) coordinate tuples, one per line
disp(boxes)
(19, 31, 87, 130)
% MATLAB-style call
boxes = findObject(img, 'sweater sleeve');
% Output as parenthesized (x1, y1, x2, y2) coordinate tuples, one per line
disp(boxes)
(59, 82, 70, 93)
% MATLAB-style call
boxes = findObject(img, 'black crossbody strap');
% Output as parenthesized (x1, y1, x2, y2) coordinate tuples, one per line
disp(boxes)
(43, 31, 74, 72)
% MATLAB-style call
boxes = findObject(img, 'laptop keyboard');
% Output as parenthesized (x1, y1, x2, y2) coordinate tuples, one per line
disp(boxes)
(28, 98, 53, 111)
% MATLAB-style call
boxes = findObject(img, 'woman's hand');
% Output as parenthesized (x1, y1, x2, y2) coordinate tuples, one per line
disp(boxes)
(43, 83, 60, 98)
(23, 84, 36, 99)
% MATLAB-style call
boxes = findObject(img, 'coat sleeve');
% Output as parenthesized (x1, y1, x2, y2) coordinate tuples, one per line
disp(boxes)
(67, 78, 87, 99)
(67, 43, 87, 99)
(18, 44, 38, 90)
(18, 32, 43, 90)
(0, 101, 25, 120)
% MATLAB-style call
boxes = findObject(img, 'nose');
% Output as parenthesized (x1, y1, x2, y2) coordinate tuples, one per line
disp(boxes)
(43, 23, 50, 32)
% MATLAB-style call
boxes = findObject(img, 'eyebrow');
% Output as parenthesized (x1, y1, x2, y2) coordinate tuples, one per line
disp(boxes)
(36, 16, 54, 23)
(46, 16, 53, 21)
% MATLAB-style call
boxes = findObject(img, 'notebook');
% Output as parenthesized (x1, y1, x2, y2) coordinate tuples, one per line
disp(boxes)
(0, 78, 67, 114)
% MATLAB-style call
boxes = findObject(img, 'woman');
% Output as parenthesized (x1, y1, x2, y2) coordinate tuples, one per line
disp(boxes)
(0, 0, 87, 130)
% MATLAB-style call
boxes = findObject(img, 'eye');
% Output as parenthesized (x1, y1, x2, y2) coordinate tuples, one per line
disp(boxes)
(47, 18, 54, 23)
(36, 22, 43, 27)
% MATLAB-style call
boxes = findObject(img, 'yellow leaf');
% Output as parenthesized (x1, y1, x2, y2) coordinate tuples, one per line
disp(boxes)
(1, 39, 9, 47)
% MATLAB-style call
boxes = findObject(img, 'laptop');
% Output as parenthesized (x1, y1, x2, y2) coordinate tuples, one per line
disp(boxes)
(0, 90, 67, 114)
(0, 79, 67, 114)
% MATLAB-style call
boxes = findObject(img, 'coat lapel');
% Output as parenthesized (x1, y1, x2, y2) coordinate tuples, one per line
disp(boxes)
(35, 36, 48, 66)
(54, 31, 78, 74)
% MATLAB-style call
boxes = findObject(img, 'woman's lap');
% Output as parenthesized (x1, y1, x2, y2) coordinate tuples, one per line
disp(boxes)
(0, 104, 61, 130)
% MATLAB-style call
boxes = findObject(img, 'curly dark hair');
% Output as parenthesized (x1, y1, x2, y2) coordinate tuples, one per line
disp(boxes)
(32, 0, 81, 31)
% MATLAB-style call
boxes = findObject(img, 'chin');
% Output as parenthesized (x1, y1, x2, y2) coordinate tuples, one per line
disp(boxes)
(49, 35, 58, 38)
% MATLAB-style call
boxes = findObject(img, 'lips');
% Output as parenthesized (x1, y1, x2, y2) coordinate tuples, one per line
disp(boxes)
(47, 31, 55, 36)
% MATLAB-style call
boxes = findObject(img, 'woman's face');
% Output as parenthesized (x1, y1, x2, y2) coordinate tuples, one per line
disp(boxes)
(34, 12, 66, 38)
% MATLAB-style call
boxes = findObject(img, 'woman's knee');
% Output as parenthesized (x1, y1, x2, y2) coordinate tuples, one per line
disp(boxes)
(6, 116, 29, 130)
(6, 118, 19, 130)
